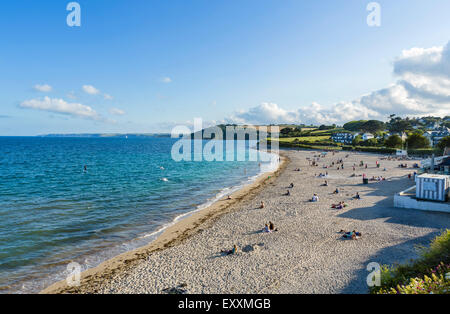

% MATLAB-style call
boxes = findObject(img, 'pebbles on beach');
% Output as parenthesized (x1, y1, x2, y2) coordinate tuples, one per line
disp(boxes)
(57, 151, 450, 294)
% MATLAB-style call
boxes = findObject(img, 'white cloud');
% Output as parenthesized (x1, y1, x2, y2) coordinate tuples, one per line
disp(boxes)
(82, 85, 101, 95)
(109, 108, 126, 115)
(160, 77, 172, 83)
(228, 101, 380, 126)
(229, 103, 298, 125)
(33, 84, 52, 92)
(20, 97, 99, 120)
(228, 41, 450, 125)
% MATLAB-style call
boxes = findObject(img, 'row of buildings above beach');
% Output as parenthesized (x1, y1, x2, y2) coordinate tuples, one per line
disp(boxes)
(423, 128, 450, 147)
(331, 132, 375, 144)
(331, 128, 450, 147)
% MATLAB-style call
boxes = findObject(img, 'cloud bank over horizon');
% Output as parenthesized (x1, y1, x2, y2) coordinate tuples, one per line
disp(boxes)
(228, 41, 450, 126)
(17, 41, 450, 132)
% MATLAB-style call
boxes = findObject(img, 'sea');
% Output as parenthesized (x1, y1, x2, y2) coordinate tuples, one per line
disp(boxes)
(0, 136, 278, 293)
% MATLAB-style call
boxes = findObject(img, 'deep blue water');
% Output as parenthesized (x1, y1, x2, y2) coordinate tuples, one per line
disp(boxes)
(0, 137, 277, 293)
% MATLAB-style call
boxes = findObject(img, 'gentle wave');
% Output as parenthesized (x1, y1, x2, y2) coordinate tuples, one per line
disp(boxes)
(0, 137, 279, 294)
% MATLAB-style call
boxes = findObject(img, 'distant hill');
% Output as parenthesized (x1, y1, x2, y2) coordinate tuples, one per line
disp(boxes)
(38, 133, 171, 138)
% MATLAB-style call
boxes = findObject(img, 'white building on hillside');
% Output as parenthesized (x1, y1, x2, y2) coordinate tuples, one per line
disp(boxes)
(362, 133, 374, 141)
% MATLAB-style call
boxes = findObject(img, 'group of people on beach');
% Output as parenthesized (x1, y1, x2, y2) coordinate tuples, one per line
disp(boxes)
(222, 151, 378, 255)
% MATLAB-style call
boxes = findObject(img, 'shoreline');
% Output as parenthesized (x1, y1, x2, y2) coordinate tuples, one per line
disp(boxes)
(41, 153, 289, 294)
(41, 149, 450, 294)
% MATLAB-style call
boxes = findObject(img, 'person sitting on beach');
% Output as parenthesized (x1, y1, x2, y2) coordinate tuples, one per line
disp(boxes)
(333, 188, 339, 194)
(263, 224, 271, 233)
(289, 183, 294, 188)
(221, 245, 238, 255)
(311, 194, 319, 202)
(269, 221, 278, 232)
(284, 190, 291, 196)
(353, 192, 361, 200)
(321, 180, 328, 187)
(259, 201, 265, 209)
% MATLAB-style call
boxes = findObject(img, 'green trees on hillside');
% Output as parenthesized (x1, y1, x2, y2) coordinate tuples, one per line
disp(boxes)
(437, 136, 450, 151)
(387, 117, 413, 133)
(360, 120, 386, 134)
(385, 135, 403, 148)
(343, 120, 368, 132)
(344, 120, 385, 134)
(406, 133, 430, 149)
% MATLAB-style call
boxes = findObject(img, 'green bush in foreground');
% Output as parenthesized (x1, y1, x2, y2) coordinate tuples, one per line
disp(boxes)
(372, 230, 450, 294)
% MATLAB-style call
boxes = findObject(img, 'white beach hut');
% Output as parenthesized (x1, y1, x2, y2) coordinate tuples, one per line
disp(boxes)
(416, 174, 450, 202)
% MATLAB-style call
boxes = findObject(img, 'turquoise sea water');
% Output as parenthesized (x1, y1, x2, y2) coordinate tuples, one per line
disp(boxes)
(0, 137, 277, 293)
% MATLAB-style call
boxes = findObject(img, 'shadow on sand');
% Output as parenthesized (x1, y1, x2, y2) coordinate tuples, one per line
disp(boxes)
(335, 176, 450, 293)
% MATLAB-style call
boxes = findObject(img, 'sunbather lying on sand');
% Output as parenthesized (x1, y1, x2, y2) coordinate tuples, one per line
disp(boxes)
(321, 180, 328, 186)
(284, 190, 291, 196)
(331, 202, 347, 209)
(221, 245, 238, 255)
(339, 230, 362, 240)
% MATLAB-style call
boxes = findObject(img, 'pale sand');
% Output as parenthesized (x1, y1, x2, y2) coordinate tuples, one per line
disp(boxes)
(42, 150, 450, 294)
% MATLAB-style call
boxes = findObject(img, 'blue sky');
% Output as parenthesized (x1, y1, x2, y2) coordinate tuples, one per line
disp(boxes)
(1, 0, 450, 135)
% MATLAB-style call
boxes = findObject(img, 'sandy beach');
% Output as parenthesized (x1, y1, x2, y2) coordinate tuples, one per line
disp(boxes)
(42, 150, 450, 294)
